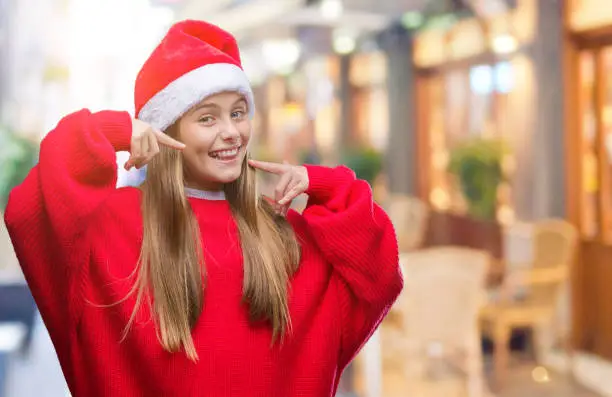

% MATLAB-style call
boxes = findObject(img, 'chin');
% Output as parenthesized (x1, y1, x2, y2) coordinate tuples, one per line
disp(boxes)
(210, 166, 243, 185)
(192, 155, 246, 187)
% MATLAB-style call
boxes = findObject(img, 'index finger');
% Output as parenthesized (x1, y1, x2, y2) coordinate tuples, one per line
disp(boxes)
(248, 159, 288, 175)
(154, 130, 186, 150)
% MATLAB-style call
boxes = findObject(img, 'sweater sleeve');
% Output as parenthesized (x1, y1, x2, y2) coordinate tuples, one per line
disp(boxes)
(298, 164, 403, 368)
(3, 109, 131, 341)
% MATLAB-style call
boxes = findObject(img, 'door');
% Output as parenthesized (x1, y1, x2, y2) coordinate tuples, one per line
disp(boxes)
(573, 45, 612, 359)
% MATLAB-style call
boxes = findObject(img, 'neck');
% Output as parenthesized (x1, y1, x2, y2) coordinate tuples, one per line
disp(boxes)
(184, 186, 226, 201)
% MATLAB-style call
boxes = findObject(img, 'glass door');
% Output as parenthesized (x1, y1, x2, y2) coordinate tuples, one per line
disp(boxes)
(578, 50, 600, 238)
(577, 46, 612, 242)
(601, 47, 612, 240)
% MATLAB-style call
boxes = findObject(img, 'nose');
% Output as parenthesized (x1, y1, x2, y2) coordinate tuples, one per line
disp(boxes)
(219, 118, 240, 141)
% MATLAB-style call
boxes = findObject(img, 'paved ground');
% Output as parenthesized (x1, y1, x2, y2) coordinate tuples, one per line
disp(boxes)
(496, 364, 598, 397)
(3, 315, 68, 397)
(1, 314, 601, 397)
(352, 356, 600, 397)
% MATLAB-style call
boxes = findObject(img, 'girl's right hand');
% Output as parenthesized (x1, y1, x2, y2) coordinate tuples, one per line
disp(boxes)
(125, 119, 186, 171)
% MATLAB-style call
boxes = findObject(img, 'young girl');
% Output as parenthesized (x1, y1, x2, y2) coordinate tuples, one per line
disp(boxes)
(4, 20, 402, 397)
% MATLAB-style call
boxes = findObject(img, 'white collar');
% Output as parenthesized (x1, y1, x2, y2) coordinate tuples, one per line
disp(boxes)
(184, 187, 226, 201)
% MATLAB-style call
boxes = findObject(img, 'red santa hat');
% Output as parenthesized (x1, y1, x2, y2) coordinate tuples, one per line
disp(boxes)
(135, 20, 255, 131)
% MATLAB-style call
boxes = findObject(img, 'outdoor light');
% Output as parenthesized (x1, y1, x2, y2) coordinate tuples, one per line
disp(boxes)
(261, 39, 301, 75)
(401, 11, 424, 29)
(320, 0, 343, 20)
(531, 366, 550, 383)
(492, 34, 518, 55)
(240, 51, 267, 86)
(333, 35, 355, 55)
(332, 28, 356, 55)
(470, 65, 493, 94)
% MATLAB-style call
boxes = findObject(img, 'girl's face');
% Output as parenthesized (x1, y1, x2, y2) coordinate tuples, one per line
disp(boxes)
(178, 91, 251, 191)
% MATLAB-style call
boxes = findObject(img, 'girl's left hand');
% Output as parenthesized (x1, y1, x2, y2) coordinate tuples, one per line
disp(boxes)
(248, 159, 309, 216)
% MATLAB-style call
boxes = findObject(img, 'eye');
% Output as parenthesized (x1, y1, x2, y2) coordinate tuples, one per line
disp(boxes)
(231, 110, 246, 120)
(198, 116, 215, 125)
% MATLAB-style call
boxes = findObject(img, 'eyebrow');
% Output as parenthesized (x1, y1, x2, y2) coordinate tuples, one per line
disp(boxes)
(192, 103, 216, 112)
(193, 98, 247, 113)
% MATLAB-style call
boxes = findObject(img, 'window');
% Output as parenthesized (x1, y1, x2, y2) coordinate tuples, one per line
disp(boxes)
(422, 61, 516, 222)
(349, 52, 388, 150)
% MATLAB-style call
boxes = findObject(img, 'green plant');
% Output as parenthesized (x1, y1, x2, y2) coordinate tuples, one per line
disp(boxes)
(341, 147, 383, 185)
(298, 147, 321, 166)
(447, 137, 508, 220)
(0, 126, 39, 209)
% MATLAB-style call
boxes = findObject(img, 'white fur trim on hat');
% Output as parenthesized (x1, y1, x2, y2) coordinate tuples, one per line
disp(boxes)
(138, 63, 255, 131)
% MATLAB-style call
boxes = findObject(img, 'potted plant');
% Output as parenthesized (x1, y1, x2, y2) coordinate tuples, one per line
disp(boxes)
(0, 126, 39, 209)
(447, 137, 508, 221)
(341, 146, 383, 186)
(298, 146, 322, 166)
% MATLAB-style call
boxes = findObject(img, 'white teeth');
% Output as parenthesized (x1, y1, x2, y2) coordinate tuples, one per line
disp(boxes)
(211, 147, 239, 159)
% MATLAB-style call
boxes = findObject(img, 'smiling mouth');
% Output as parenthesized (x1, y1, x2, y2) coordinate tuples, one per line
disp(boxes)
(208, 145, 242, 161)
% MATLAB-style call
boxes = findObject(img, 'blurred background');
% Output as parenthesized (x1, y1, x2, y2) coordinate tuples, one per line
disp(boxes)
(0, 0, 610, 396)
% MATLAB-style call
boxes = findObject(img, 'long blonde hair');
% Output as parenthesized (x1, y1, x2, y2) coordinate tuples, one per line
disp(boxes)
(125, 124, 301, 361)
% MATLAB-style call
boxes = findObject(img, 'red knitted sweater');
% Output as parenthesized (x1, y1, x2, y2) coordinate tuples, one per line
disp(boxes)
(4, 109, 403, 397)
